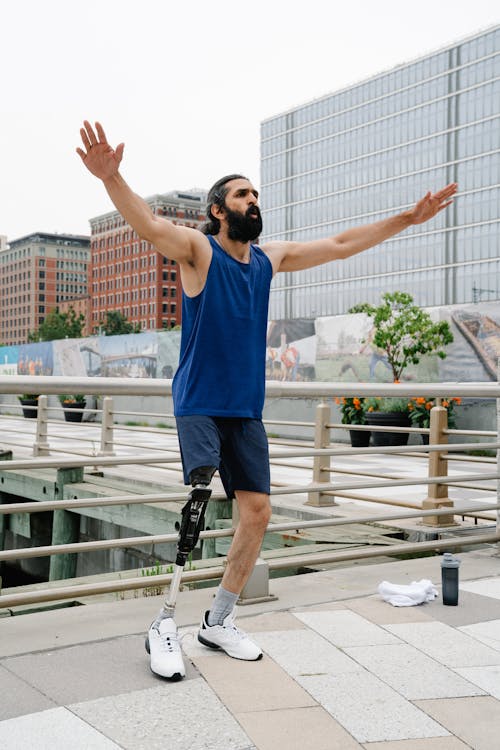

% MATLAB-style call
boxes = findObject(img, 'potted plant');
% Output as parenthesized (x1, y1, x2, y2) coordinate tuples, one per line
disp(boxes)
(408, 397, 461, 443)
(59, 394, 86, 423)
(336, 397, 370, 447)
(19, 394, 39, 419)
(365, 397, 411, 446)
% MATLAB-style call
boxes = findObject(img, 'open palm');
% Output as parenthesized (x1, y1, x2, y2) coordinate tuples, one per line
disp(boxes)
(409, 183, 457, 224)
(76, 121, 124, 181)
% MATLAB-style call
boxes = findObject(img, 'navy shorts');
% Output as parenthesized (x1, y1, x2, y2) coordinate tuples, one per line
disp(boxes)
(175, 416, 270, 498)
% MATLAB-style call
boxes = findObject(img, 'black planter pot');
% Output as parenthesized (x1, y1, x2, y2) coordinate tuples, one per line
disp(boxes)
(63, 401, 86, 422)
(349, 429, 371, 447)
(365, 412, 410, 446)
(19, 398, 39, 418)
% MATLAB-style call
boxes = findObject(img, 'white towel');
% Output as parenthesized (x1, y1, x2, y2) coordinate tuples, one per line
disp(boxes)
(378, 579, 438, 607)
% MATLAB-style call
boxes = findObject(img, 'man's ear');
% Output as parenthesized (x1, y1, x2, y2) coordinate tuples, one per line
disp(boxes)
(211, 203, 225, 220)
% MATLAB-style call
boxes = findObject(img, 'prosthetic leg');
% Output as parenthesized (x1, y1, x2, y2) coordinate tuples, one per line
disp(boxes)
(145, 466, 215, 679)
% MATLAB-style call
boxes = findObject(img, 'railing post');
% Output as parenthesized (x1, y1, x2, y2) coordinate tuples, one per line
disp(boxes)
(422, 403, 456, 526)
(99, 396, 115, 456)
(306, 401, 336, 506)
(49, 467, 84, 581)
(33, 395, 50, 456)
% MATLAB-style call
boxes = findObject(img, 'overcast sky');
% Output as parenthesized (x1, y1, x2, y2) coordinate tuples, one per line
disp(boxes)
(1, 0, 498, 240)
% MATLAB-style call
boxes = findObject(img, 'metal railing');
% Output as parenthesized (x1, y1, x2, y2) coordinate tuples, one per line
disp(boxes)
(0, 375, 499, 609)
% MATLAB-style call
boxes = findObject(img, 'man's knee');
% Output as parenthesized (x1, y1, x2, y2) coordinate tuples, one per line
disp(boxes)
(237, 493, 271, 529)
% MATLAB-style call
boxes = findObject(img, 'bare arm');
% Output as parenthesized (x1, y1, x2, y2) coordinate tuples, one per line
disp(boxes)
(77, 121, 199, 263)
(264, 184, 457, 273)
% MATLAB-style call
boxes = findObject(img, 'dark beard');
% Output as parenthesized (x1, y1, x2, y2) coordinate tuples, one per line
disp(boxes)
(225, 205, 263, 243)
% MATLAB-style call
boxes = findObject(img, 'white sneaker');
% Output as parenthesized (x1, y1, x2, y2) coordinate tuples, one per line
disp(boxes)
(145, 618, 186, 680)
(198, 609, 263, 661)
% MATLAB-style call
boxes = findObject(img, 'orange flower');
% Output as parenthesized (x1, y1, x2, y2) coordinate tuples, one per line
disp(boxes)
(335, 397, 340, 405)
(453, 397, 461, 404)
(425, 402, 432, 410)
(353, 398, 361, 408)
(442, 400, 449, 408)
(416, 397, 426, 405)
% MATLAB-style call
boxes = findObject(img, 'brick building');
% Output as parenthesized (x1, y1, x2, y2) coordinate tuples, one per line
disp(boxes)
(0, 232, 90, 345)
(89, 189, 206, 332)
(58, 295, 92, 337)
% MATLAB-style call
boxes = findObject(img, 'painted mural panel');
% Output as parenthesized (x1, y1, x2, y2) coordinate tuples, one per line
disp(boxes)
(1, 301, 500, 384)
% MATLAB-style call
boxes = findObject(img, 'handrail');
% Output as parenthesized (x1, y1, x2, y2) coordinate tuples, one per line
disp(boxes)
(0, 374, 499, 610)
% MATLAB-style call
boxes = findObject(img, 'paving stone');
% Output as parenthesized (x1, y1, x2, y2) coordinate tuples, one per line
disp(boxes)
(296, 672, 449, 743)
(0, 664, 56, 720)
(345, 595, 433, 625)
(454, 665, 500, 699)
(361, 737, 469, 749)
(257, 628, 363, 676)
(239, 611, 306, 632)
(459, 619, 500, 651)
(4, 634, 197, 704)
(460, 577, 500, 600)
(71, 678, 252, 750)
(415, 696, 500, 750)
(345, 643, 485, 699)
(236, 705, 363, 750)
(384, 621, 500, 668)
(0, 707, 121, 749)
(294, 609, 400, 647)
(425, 590, 500, 627)
(191, 653, 316, 713)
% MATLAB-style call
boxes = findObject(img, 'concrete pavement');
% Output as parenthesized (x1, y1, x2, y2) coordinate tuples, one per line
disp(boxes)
(2, 548, 500, 749)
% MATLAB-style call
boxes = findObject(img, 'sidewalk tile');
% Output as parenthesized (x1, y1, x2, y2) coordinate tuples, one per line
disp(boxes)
(0, 665, 56, 720)
(454, 665, 500, 698)
(191, 653, 316, 713)
(257, 628, 363, 676)
(361, 737, 469, 748)
(415, 696, 500, 750)
(344, 595, 433, 625)
(4, 634, 197, 704)
(460, 577, 500, 600)
(385, 621, 500, 667)
(239, 611, 306, 632)
(236, 706, 362, 750)
(0, 707, 121, 749)
(459, 619, 500, 651)
(426, 590, 500, 627)
(71, 678, 252, 750)
(345, 643, 485, 699)
(296, 671, 449, 743)
(294, 609, 400, 647)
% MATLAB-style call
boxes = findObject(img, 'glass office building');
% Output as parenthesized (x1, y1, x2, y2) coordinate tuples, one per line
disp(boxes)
(261, 25, 500, 319)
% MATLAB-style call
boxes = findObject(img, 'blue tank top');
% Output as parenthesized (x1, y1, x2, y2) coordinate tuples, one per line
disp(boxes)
(172, 235, 273, 418)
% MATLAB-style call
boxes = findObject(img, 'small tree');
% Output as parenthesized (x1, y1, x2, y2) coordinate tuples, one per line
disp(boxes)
(349, 291, 453, 382)
(28, 308, 85, 342)
(99, 311, 141, 336)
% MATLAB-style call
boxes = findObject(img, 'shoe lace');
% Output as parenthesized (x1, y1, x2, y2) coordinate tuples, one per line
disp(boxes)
(223, 617, 248, 642)
(156, 627, 181, 653)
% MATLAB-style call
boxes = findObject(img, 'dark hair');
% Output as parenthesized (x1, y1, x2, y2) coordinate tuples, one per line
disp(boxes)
(200, 174, 248, 235)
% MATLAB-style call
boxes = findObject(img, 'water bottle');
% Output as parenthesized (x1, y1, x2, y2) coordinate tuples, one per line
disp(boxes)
(441, 552, 460, 606)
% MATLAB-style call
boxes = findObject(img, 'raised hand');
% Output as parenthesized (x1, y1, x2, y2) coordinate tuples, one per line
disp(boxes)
(409, 183, 457, 225)
(76, 121, 124, 181)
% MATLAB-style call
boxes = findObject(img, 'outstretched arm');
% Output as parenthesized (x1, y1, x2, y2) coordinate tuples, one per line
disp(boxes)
(77, 121, 196, 263)
(264, 184, 457, 273)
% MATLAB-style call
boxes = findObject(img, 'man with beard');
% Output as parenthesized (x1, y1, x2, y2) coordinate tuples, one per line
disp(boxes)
(77, 121, 457, 678)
